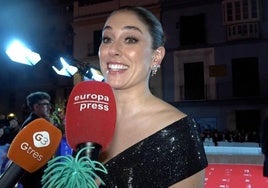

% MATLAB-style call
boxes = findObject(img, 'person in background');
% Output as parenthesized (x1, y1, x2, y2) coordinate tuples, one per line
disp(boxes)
(0, 114, 20, 175)
(4, 114, 20, 144)
(0, 120, 9, 174)
(19, 91, 52, 188)
(261, 117, 268, 177)
(0, 125, 5, 144)
(98, 6, 208, 187)
(0, 113, 6, 121)
(20, 91, 52, 129)
(0, 117, 9, 145)
(0, 114, 8, 140)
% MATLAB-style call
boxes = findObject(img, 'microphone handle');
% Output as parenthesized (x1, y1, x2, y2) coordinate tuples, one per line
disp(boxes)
(74, 142, 102, 161)
(0, 162, 26, 188)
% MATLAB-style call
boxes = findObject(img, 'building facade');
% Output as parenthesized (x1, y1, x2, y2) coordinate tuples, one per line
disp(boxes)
(72, 0, 268, 133)
(161, 0, 268, 133)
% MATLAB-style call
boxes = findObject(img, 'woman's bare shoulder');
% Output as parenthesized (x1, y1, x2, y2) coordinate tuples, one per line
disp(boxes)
(149, 98, 187, 129)
(155, 97, 186, 117)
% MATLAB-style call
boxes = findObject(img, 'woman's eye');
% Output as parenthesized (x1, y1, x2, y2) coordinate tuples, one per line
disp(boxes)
(102, 37, 111, 44)
(125, 37, 138, 44)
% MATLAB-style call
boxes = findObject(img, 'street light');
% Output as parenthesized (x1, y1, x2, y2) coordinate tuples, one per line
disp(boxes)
(53, 57, 104, 81)
(52, 57, 78, 77)
(5, 40, 41, 66)
(84, 67, 104, 82)
(5, 39, 104, 81)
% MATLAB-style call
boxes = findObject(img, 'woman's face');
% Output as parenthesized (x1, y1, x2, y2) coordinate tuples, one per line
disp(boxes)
(99, 11, 154, 89)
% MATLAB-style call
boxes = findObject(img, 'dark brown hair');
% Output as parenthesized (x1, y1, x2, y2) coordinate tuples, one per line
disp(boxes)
(109, 6, 166, 50)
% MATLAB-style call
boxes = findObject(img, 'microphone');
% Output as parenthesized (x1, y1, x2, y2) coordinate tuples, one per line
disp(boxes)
(42, 80, 116, 188)
(0, 118, 62, 188)
(65, 80, 116, 155)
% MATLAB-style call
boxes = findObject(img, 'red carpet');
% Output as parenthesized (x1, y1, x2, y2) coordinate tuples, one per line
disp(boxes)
(205, 164, 268, 188)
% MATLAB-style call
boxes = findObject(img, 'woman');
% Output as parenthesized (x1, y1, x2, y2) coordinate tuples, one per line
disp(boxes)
(98, 6, 208, 187)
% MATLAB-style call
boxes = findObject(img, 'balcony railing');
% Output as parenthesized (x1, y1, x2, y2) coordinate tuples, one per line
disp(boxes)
(226, 22, 259, 41)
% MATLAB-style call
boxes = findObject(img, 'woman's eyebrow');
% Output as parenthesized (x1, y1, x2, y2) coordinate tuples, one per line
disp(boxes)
(102, 25, 143, 34)
(123, 25, 143, 33)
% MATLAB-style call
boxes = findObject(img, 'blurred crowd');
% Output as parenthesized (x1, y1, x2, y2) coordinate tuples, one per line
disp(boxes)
(0, 113, 20, 175)
(0, 113, 20, 146)
(1, 111, 261, 148)
(201, 129, 260, 146)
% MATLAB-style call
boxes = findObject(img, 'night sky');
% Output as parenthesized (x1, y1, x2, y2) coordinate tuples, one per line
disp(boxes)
(0, 0, 73, 90)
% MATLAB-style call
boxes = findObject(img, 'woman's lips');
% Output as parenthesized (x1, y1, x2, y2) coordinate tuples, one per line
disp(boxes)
(107, 63, 129, 72)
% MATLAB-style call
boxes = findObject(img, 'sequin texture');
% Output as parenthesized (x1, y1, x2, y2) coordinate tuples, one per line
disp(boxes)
(99, 116, 208, 187)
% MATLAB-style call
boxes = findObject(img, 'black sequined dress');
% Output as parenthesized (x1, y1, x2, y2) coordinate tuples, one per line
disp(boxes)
(100, 116, 208, 187)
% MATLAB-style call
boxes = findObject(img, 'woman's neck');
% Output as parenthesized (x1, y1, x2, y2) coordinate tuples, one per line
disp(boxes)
(113, 85, 153, 116)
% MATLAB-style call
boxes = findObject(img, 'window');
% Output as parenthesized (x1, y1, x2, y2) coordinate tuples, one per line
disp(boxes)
(222, 0, 261, 24)
(184, 62, 205, 100)
(235, 2, 241, 20)
(93, 30, 102, 56)
(180, 14, 206, 46)
(232, 57, 260, 97)
(226, 3, 233, 22)
(242, 0, 249, 19)
(174, 48, 215, 101)
(222, 0, 261, 40)
(235, 110, 260, 132)
(251, 0, 258, 18)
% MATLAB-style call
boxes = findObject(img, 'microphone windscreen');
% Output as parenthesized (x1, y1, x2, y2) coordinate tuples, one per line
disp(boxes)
(65, 81, 116, 151)
(7, 118, 62, 173)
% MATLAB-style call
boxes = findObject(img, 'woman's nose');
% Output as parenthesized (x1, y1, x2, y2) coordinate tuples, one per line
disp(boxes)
(108, 40, 121, 56)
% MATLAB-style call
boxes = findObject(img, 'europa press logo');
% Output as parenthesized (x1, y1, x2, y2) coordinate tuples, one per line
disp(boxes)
(74, 93, 110, 112)
(33, 131, 50, 148)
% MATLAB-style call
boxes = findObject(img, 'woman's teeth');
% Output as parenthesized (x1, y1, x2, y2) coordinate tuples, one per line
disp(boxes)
(108, 64, 128, 71)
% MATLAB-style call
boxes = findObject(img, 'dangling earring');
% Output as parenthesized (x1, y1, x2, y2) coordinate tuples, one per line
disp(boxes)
(151, 64, 160, 76)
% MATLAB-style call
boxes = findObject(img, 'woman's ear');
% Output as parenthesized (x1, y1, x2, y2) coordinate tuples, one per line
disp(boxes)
(150, 47, 165, 76)
(152, 46, 165, 65)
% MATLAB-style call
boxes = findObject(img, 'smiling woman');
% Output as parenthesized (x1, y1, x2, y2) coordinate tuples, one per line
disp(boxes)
(98, 6, 208, 188)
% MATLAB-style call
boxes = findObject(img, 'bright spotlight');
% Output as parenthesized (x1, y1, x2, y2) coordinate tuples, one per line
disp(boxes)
(84, 67, 104, 82)
(5, 40, 41, 66)
(52, 56, 104, 81)
(52, 57, 78, 77)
